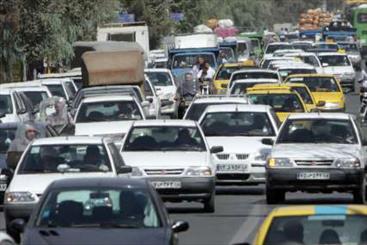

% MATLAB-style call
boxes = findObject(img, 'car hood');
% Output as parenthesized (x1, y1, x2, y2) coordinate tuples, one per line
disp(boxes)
(206, 137, 272, 154)
(312, 92, 344, 103)
(75, 121, 133, 136)
(24, 228, 170, 245)
(271, 143, 361, 159)
(323, 66, 354, 75)
(8, 172, 115, 194)
(122, 151, 208, 168)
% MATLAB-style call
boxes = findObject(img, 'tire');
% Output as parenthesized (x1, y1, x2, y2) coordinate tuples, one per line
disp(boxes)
(203, 192, 215, 213)
(6, 218, 20, 244)
(353, 181, 366, 204)
(266, 187, 286, 204)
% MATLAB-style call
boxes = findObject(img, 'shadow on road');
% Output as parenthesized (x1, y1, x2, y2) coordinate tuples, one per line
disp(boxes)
(216, 186, 265, 195)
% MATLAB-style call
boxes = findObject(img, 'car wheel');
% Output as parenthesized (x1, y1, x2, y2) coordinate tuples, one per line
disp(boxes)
(6, 220, 20, 243)
(203, 192, 215, 213)
(353, 182, 366, 204)
(266, 186, 285, 204)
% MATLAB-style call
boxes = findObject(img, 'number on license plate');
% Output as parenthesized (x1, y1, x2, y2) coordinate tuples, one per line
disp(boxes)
(217, 164, 247, 172)
(297, 172, 330, 180)
(151, 181, 181, 189)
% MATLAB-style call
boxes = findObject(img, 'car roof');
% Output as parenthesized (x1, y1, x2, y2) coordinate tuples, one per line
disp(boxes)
(232, 69, 277, 75)
(204, 104, 271, 113)
(192, 95, 249, 104)
(232, 79, 279, 84)
(221, 63, 251, 68)
(287, 112, 351, 120)
(317, 52, 347, 56)
(49, 177, 148, 189)
(81, 95, 135, 103)
(267, 42, 290, 46)
(145, 68, 171, 73)
(132, 119, 197, 127)
(252, 83, 307, 89)
(247, 88, 293, 94)
(287, 74, 336, 78)
(270, 205, 367, 217)
(32, 136, 106, 146)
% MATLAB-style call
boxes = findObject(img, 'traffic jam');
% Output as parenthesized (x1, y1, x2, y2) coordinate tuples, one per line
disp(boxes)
(2, 3, 367, 245)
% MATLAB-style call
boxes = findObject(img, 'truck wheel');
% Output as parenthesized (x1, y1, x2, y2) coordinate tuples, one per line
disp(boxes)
(203, 192, 215, 213)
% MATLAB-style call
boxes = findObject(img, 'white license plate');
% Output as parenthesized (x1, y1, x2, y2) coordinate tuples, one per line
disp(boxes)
(0, 184, 7, 191)
(217, 164, 247, 172)
(151, 181, 182, 189)
(297, 172, 330, 180)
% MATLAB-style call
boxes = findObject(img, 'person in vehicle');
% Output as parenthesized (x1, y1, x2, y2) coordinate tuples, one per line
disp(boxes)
(83, 145, 109, 171)
(218, 51, 229, 65)
(319, 229, 341, 245)
(175, 129, 197, 146)
(46, 97, 71, 128)
(197, 62, 216, 81)
(192, 56, 205, 77)
(40, 146, 59, 172)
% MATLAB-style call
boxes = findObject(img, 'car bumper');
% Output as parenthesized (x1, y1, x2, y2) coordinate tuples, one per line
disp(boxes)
(266, 168, 364, 191)
(4, 203, 36, 224)
(142, 176, 215, 201)
(215, 162, 266, 184)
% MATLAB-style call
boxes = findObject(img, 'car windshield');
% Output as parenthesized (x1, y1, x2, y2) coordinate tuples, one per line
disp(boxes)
(297, 56, 320, 67)
(123, 126, 206, 151)
(318, 55, 351, 66)
(23, 91, 49, 108)
(0, 127, 16, 154)
(216, 66, 244, 80)
(219, 47, 236, 62)
(0, 95, 13, 115)
(314, 43, 339, 50)
(288, 77, 340, 92)
(230, 82, 263, 95)
(292, 43, 312, 51)
(338, 43, 358, 52)
(18, 144, 112, 174)
(248, 93, 305, 113)
(65, 82, 77, 97)
(201, 112, 275, 137)
(76, 100, 143, 123)
(46, 84, 67, 99)
(36, 188, 161, 228)
(185, 102, 244, 121)
(277, 119, 358, 144)
(278, 69, 316, 80)
(291, 87, 313, 104)
(266, 44, 292, 54)
(264, 215, 367, 245)
(172, 53, 216, 69)
(146, 72, 173, 87)
(231, 72, 278, 85)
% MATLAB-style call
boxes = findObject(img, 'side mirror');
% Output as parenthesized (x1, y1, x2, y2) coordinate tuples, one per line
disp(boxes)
(322, 63, 329, 67)
(316, 100, 326, 107)
(117, 165, 132, 174)
(172, 220, 189, 233)
(10, 218, 26, 234)
(210, 146, 224, 154)
(261, 138, 274, 146)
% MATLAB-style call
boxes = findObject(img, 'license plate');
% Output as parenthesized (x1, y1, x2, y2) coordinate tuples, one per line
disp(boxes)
(0, 184, 7, 191)
(217, 164, 247, 172)
(151, 181, 181, 189)
(297, 172, 330, 180)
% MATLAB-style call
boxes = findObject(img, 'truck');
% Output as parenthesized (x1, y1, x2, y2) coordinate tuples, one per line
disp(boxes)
(96, 22, 150, 62)
(351, 4, 367, 56)
(167, 33, 220, 80)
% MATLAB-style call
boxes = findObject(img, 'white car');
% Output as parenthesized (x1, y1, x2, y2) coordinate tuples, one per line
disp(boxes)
(338, 41, 362, 66)
(284, 52, 324, 73)
(4, 136, 132, 235)
(263, 113, 366, 204)
(229, 69, 281, 88)
(276, 64, 317, 81)
(263, 42, 292, 59)
(183, 95, 249, 121)
(120, 120, 223, 212)
(0, 88, 33, 123)
(228, 78, 280, 95)
(260, 56, 296, 69)
(199, 104, 279, 185)
(272, 49, 304, 57)
(145, 68, 180, 118)
(317, 52, 355, 90)
(74, 95, 145, 145)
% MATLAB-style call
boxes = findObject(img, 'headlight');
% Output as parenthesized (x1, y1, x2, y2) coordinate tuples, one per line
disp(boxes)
(186, 166, 212, 176)
(267, 158, 292, 168)
(335, 158, 361, 168)
(131, 167, 143, 176)
(5, 192, 37, 203)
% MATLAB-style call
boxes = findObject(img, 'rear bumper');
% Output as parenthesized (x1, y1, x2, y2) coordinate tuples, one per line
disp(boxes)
(266, 168, 364, 192)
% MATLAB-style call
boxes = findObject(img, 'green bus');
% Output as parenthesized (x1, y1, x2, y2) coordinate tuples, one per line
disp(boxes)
(352, 5, 367, 56)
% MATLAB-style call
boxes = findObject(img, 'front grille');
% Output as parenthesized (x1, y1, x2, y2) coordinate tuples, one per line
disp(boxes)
(217, 173, 250, 180)
(236, 154, 249, 160)
(216, 154, 230, 160)
(295, 160, 334, 166)
(144, 168, 184, 175)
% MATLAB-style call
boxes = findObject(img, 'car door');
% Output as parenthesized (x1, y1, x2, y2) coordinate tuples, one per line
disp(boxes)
(144, 79, 161, 119)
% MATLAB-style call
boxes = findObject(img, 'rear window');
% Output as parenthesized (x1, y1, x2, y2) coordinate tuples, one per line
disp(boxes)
(23, 91, 49, 107)
(46, 85, 66, 99)
(0, 95, 13, 115)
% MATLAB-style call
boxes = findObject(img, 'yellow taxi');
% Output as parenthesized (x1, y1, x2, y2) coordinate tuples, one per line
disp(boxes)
(213, 62, 256, 94)
(285, 74, 345, 112)
(253, 205, 367, 245)
(247, 88, 308, 123)
(249, 83, 320, 112)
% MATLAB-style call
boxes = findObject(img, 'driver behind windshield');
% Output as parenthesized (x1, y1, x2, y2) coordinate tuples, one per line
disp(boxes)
(175, 129, 197, 146)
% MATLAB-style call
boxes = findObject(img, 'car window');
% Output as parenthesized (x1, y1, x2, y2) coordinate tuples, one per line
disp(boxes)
(0, 95, 13, 115)
(23, 91, 49, 108)
(172, 53, 216, 69)
(265, 44, 292, 54)
(0, 127, 16, 154)
(318, 55, 351, 66)
(185, 102, 242, 121)
(216, 66, 243, 80)
(123, 126, 206, 152)
(248, 93, 305, 113)
(269, 108, 281, 128)
(13, 93, 25, 114)
(292, 87, 313, 104)
(146, 72, 173, 87)
(201, 112, 276, 137)
(231, 72, 278, 83)
(230, 82, 261, 95)
(277, 119, 358, 144)
(144, 81, 154, 97)
(76, 100, 143, 123)
(64, 82, 76, 99)
(107, 143, 125, 168)
(278, 69, 316, 80)
(36, 188, 161, 228)
(264, 215, 367, 245)
(18, 144, 112, 174)
(46, 84, 67, 99)
(288, 77, 340, 92)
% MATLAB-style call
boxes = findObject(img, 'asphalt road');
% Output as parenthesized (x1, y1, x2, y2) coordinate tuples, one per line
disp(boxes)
(0, 90, 362, 245)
